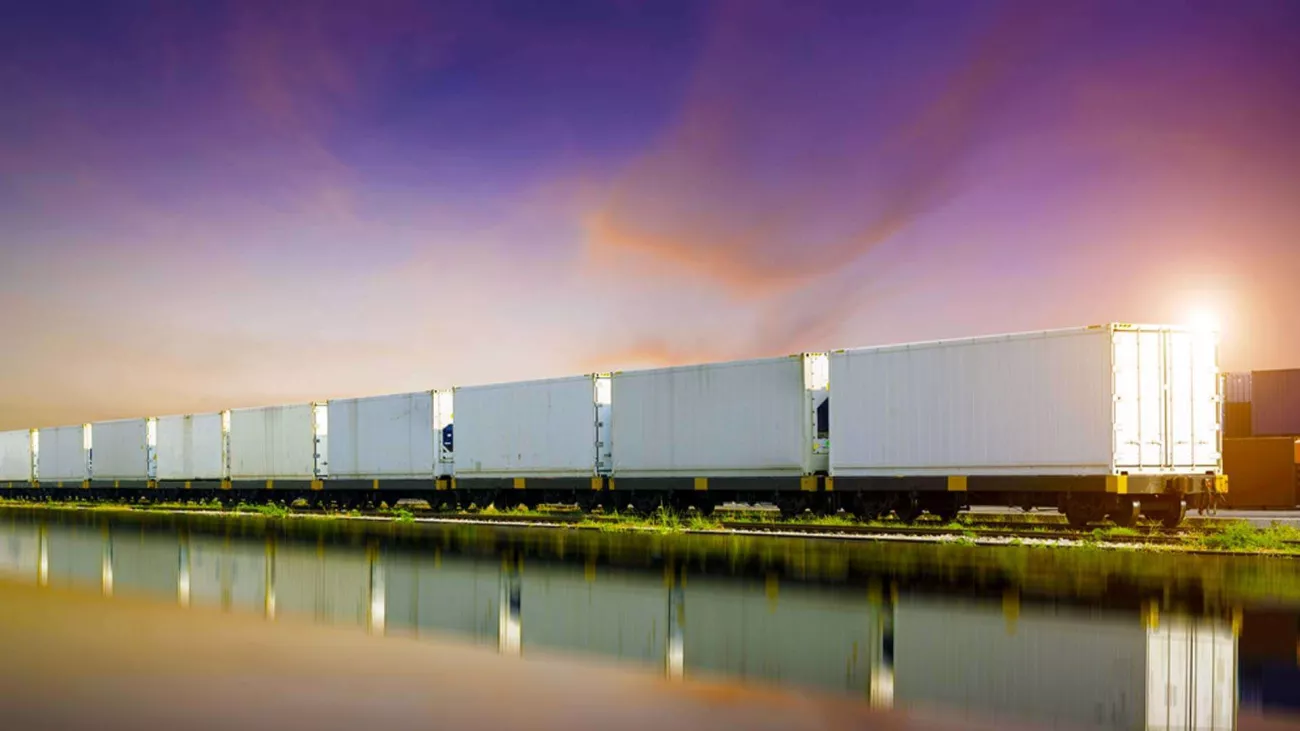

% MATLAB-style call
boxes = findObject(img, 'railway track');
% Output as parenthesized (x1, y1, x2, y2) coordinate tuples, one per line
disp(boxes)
(8, 499, 1292, 548)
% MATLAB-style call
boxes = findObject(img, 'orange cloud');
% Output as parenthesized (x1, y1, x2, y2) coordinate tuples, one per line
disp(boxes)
(584, 0, 1059, 299)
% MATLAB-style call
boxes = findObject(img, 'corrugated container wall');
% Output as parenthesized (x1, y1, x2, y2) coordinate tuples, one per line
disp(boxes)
(328, 391, 435, 480)
(1223, 403, 1253, 439)
(156, 413, 226, 481)
(37, 425, 89, 482)
(0, 430, 33, 482)
(453, 376, 604, 479)
(228, 404, 324, 481)
(1251, 369, 1300, 437)
(1222, 437, 1300, 509)
(610, 355, 828, 478)
(829, 325, 1220, 477)
(1224, 372, 1252, 403)
(89, 418, 156, 481)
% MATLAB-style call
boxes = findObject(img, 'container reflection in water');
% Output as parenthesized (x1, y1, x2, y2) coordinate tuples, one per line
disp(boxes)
(892, 593, 1236, 731)
(0, 520, 40, 583)
(187, 535, 268, 614)
(272, 541, 372, 628)
(0, 511, 1277, 731)
(680, 576, 883, 698)
(109, 528, 180, 601)
(383, 550, 500, 647)
(518, 562, 668, 669)
(45, 524, 107, 592)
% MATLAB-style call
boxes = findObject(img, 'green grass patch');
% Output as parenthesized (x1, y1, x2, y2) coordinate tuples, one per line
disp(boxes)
(1196, 521, 1300, 553)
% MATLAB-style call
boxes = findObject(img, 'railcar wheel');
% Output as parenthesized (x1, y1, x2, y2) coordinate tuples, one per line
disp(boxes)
(894, 494, 922, 524)
(777, 495, 808, 519)
(933, 502, 961, 524)
(1109, 498, 1141, 528)
(1160, 499, 1187, 529)
(1063, 499, 1094, 528)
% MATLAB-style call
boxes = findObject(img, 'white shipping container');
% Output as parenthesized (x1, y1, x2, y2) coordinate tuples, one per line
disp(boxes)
(611, 355, 828, 478)
(36, 424, 89, 482)
(328, 391, 436, 480)
(89, 418, 156, 481)
(892, 594, 1236, 731)
(454, 375, 607, 479)
(228, 404, 325, 481)
(156, 413, 227, 481)
(830, 324, 1221, 477)
(0, 429, 33, 482)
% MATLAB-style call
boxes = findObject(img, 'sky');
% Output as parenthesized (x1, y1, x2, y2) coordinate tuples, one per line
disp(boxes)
(2, 0, 1298, 430)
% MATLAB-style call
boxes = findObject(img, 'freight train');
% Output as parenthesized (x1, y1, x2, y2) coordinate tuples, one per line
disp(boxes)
(0, 324, 1226, 527)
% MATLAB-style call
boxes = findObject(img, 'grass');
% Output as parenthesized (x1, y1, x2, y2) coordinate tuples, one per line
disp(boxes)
(1090, 526, 1141, 541)
(1195, 521, 1300, 553)
(4, 495, 1300, 556)
(234, 502, 290, 519)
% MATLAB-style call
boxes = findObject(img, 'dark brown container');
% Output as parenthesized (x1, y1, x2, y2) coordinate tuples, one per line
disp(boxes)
(1252, 368, 1300, 437)
(1222, 437, 1300, 509)
(1224, 402, 1253, 438)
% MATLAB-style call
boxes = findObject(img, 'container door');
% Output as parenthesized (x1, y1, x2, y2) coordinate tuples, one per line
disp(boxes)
(1167, 330, 1220, 470)
(146, 418, 158, 481)
(1113, 330, 1166, 469)
(312, 403, 329, 478)
(594, 375, 613, 475)
(434, 391, 454, 475)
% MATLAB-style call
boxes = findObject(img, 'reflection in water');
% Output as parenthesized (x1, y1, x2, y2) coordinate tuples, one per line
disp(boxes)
(1, 508, 1297, 730)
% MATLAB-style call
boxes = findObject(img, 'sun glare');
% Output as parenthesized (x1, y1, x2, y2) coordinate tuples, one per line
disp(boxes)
(1186, 309, 1221, 334)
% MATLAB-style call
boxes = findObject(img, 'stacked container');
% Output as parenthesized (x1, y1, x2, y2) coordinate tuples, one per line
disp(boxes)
(1223, 372, 1253, 439)
(1251, 369, 1300, 438)
(1222, 437, 1300, 509)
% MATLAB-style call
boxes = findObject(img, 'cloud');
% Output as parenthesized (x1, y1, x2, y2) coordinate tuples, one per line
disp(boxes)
(579, 0, 1061, 362)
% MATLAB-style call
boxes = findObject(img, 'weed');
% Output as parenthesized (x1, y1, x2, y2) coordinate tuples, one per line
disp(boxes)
(1091, 526, 1141, 541)
(239, 503, 289, 519)
(393, 508, 415, 523)
(686, 513, 722, 531)
(1198, 521, 1300, 553)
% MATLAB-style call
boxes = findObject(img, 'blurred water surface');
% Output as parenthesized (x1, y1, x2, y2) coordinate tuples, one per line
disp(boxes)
(1, 506, 1298, 731)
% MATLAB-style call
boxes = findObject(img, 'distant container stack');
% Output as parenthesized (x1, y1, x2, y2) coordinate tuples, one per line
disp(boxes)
(1222, 437, 1300, 509)
(1250, 369, 1300, 438)
(1223, 372, 1253, 439)
(1217, 368, 1300, 508)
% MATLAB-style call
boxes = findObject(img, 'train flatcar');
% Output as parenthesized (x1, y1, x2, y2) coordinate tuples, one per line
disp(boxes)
(0, 323, 1226, 527)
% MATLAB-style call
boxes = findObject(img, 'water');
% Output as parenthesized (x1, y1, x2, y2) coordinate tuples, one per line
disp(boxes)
(1, 506, 1299, 730)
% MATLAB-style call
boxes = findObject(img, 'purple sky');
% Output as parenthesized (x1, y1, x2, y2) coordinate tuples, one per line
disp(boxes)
(2, 0, 1299, 429)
